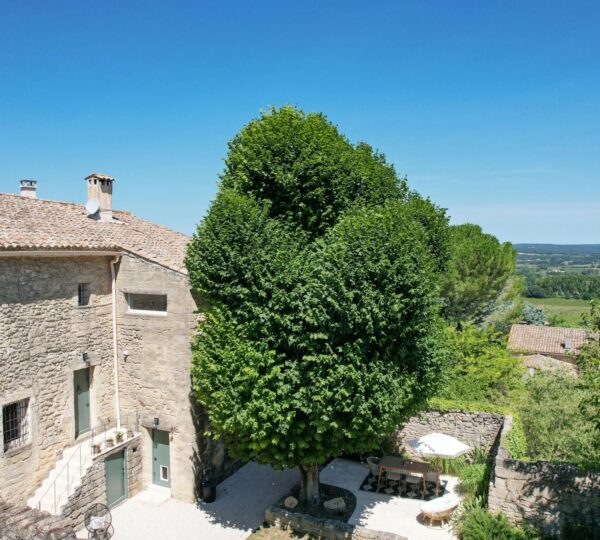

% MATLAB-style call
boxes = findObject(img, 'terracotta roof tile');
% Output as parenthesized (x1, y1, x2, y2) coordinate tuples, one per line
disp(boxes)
(507, 324, 592, 356)
(0, 193, 189, 274)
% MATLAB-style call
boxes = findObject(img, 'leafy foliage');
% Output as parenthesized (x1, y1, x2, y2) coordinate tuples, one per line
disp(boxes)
(442, 224, 516, 322)
(522, 303, 545, 325)
(578, 301, 600, 448)
(519, 371, 600, 465)
(460, 509, 540, 540)
(187, 106, 451, 501)
(220, 105, 406, 238)
(524, 274, 600, 300)
(439, 326, 525, 405)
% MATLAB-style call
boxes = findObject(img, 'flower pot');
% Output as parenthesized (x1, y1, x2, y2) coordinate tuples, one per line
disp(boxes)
(106, 440, 115, 448)
(127, 429, 134, 439)
(366, 456, 380, 477)
(92, 444, 101, 455)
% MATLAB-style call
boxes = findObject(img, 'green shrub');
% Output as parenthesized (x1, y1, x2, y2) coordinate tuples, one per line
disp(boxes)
(427, 455, 468, 476)
(461, 509, 540, 540)
(458, 463, 488, 500)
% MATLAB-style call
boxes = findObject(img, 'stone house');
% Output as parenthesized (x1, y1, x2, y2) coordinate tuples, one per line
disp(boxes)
(507, 323, 594, 362)
(0, 176, 227, 521)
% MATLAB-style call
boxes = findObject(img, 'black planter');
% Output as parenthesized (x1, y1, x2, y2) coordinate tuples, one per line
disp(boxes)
(201, 480, 216, 503)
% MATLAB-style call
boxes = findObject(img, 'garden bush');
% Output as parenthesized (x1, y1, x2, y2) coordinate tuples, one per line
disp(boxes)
(460, 509, 539, 540)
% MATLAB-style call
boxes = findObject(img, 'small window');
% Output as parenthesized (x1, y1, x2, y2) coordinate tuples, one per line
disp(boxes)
(126, 293, 167, 313)
(78, 283, 91, 306)
(160, 465, 169, 481)
(3, 398, 30, 452)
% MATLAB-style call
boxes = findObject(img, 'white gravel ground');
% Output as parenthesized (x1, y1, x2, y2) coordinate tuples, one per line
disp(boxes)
(86, 462, 298, 540)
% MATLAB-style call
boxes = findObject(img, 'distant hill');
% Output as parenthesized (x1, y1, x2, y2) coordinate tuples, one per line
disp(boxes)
(515, 244, 600, 255)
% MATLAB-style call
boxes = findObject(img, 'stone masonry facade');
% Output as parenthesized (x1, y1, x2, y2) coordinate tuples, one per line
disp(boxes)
(61, 435, 142, 529)
(0, 257, 115, 505)
(488, 416, 600, 537)
(1, 251, 230, 515)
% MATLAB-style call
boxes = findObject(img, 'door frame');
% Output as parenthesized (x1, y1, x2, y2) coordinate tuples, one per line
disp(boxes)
(151, 428, 171, 488)
(105, 449, 128, 508)
(73, 368, 91, 438)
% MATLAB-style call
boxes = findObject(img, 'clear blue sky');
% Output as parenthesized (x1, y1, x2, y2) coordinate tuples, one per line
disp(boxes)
(1, 1, 599, 243)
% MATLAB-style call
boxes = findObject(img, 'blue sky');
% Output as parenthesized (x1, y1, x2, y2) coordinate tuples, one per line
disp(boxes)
(1, 1, 599, 243)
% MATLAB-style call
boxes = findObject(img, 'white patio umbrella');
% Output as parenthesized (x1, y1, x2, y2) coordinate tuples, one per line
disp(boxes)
(407, 432, 471, 459)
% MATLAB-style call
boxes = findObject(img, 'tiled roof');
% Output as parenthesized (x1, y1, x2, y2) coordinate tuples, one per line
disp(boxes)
(522, 354, 578, 374)
(507, 324, 592, 356)
(0, 193, 190, 274)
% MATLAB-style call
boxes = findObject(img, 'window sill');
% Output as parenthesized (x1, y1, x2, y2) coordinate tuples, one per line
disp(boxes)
(2, 442, 32, 458)
(125, 310, 168, 318)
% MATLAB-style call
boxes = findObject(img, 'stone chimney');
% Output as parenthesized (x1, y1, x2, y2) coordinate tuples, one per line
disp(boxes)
(85, 173, 114, 221)
(20, 179, 37, 198)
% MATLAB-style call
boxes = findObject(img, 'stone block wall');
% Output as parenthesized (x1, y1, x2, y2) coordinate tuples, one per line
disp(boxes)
(488, 417, 600, 537)
(392, 410, 504, 455)
(61, 435, 142, 530)
(0, 256, 115, 505)
(265, 506, 407, 540)
(0, 499, 75, 539)
(116, 254, 232, 503)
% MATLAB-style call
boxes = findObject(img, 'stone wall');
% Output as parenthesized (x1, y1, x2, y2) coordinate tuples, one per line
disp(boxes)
(265, 505, 407, 540)
(0, 499, 75, 539)
(0, 256, 116, 505)
(392, 410, 504, 455)
(61, 435, 142, 530)
(115, 254, 205, 503)
(488, 416, 600, 537)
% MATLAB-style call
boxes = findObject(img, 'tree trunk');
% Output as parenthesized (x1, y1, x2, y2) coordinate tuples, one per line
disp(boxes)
(299, 463, 321, 506)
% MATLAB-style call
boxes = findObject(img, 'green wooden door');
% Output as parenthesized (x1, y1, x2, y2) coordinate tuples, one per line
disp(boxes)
(105, 450, 126, 507)
(73, 369, 90, 437)
(152, 429, 171, 487)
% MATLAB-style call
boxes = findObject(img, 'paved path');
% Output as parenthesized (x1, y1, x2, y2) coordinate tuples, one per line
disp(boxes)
(88, 463, 298, 540)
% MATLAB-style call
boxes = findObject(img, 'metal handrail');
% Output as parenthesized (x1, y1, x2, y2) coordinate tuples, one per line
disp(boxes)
(38, 442, 83, 513)
(36, 412, 140, 514)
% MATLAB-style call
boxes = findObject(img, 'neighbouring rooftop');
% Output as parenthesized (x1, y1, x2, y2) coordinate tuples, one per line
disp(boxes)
(507, 323, 594, 357)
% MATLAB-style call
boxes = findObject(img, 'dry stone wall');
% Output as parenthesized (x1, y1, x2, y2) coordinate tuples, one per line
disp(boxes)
(392, 410, 504, 455)
(488, 417, 600, 537)
(0, 257, 115, 505)
(61, 435, 142, 530)
(0, 499, 75, 539)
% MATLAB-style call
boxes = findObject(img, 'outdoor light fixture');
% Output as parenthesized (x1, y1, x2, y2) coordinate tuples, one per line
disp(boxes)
(153, 417, 159, 428)
(82, 352, 90, 365)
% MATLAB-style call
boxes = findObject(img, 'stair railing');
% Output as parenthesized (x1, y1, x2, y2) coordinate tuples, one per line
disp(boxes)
(37, 442, 83, 514)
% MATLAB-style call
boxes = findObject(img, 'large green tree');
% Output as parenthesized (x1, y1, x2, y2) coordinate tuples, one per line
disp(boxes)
(441, 223, 516, 323)
(187, 106, 450, 504)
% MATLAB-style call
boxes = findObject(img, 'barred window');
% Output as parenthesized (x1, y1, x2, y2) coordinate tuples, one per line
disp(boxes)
(126, 293, 167, 313)
(3, 398, 30, 452)
(78, 283, 91, 306)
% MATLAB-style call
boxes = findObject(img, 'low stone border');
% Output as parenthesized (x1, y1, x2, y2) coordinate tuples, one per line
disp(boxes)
(0, 499, 76, 539)
(265, 505, 407, 540)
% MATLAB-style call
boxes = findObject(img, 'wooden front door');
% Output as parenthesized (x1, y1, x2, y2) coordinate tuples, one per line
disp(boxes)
(73, 368, 90, 437)
(105, 450, 126, 507)
(152, 429, 171, 487)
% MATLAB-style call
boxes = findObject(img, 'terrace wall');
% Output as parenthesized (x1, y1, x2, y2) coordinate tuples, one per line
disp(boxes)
(488, 416, 600, 537)
(392, 410, 504, 455)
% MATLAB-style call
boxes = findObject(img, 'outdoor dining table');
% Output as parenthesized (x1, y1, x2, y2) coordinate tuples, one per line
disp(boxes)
(376, 455, 439, 497)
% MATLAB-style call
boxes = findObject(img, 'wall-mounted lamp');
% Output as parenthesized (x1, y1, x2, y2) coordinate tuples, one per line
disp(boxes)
(82, 352, 90, 366)
(153, 417, 159, 428)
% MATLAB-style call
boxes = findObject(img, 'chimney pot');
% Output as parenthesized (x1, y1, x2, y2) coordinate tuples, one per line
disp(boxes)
(20, 179, 37, 198)
(85, 173, 114, 221)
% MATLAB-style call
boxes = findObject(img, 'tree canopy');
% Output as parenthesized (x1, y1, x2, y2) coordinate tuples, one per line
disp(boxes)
(186, 106, 451, 503)
(441, 223, 516, 323)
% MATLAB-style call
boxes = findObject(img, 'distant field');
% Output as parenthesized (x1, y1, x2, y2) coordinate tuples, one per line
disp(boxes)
(525, 297, 590, 327)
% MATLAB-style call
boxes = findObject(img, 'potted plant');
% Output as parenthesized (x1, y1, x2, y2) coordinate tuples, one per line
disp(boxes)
(126, 427, 134, 439)
(106, 436, 115, 448)
(366, 456, 381, 477)
(115, 430, 124, 444)
(92, 443, 101, 455)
